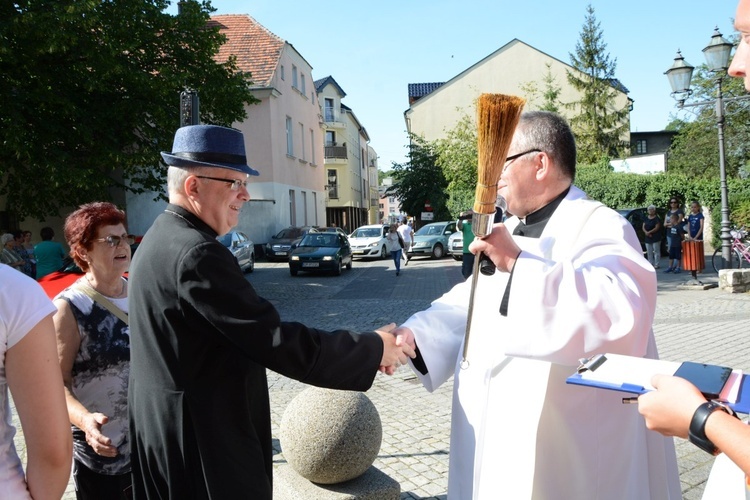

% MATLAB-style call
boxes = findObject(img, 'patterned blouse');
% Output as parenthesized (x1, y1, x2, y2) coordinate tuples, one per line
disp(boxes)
(56, 279, 130, 475)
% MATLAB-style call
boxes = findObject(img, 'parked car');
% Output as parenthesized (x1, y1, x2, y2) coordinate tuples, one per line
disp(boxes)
(217, 230, 254, 273)
(265, 226, 316, 262)
(316, 226, 348, 239)
(289, 232, 353, 276)
(448, 231, 463, 261)
(616, 208, 668, 256)
(408, 221, 457, 259)
(348, 224, 389, 260)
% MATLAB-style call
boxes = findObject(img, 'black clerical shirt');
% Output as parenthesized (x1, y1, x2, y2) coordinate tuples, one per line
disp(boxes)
(498, 187, 570, 316)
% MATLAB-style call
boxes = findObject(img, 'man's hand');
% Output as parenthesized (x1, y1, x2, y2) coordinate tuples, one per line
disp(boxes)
(468, 223, 521, 273)
(637, 374, 707, 439)
(375, 323, 416, 375)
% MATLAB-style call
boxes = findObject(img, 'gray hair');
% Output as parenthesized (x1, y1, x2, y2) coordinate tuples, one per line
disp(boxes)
(515, 111, 576, 180)
(167, 166, 213, 195)
(1, 233, 14, 246)
(647, 204, 656, 210)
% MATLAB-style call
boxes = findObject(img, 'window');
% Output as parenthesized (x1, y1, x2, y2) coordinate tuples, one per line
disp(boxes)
(324, 98, 334, 122)
(280, 65, 285, 81)
(302, 191, 308, 225)
(299, 123, 305, 161)
(312, 192, 318, 225)
(635, 139, 647, 155)
(327, 169, 338, 199)
(286, 116, 293, 156)
(301, 74, 306, 95)
(289, 190, 296, 226)
(292, 65, 298, 89)
(325, 130, 335, 147)
(310, 129, 316, 163)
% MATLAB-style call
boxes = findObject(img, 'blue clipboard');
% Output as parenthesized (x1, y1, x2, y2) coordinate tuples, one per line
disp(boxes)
(566, 354, 750, 414)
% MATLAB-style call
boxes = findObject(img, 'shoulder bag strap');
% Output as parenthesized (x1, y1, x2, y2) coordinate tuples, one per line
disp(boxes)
(74, 281, 129, 325)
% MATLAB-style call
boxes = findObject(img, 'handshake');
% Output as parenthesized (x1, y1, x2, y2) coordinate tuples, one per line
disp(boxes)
(375, 324, 417, 375)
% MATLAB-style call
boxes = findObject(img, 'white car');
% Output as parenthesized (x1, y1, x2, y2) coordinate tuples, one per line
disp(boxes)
(448, 231, 463, 261)
(348, 224, 389, 259)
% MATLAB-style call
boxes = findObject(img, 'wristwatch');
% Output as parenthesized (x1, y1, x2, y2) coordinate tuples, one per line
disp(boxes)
(688, 400, 738, 455)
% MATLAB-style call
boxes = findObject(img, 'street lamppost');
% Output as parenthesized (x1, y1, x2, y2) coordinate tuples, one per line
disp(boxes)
(665, 28, 738, 268)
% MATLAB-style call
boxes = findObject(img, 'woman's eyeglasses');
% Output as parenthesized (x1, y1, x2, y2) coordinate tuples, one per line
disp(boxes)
(93, 235, 133, 248)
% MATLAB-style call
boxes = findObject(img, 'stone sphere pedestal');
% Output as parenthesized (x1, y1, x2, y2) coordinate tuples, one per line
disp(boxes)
(274, 387, 399, 500)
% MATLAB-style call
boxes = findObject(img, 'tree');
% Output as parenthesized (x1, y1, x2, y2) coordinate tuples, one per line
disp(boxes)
(566, 4, 630, 163)
(433, 114, 477, 217)
(387, 136, 450, 225)
(0, 0, 258, 220)
(666, 59, 750, 179)
(520, 63, 562, 113)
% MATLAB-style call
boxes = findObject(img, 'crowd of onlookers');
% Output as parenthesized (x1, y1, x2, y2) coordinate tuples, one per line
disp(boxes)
(0, 226, 67, 280)
(641, 198, 705, 274)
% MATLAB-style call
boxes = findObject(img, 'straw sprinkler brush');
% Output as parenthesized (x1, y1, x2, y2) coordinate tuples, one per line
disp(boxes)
(461, 93, 525, 368)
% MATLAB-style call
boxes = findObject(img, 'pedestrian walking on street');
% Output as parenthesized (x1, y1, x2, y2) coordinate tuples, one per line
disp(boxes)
(386, 223, 403, 276)
(397, 219, 413, 266)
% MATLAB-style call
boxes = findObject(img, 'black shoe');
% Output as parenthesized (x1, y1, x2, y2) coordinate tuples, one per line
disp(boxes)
(396, 271, 400, 276)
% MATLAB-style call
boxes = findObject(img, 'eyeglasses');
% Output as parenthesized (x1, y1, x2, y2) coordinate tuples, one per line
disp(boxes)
(195, 175, 249, 191)
(503, 149, 542, 170)
(670, 201, 678, 204)
(93, 235, 132, 248)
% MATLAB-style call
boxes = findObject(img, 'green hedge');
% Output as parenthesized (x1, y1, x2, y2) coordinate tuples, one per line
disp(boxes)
(575, 162, 750, 247)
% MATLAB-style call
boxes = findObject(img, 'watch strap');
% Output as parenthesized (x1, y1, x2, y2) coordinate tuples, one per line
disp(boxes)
(688, 401, 736, 455)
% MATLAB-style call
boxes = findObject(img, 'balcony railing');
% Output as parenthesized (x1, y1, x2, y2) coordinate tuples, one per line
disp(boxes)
(325, 146, 347, 159)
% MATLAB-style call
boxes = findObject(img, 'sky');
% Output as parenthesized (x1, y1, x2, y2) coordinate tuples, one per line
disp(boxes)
(168, 0, 738, 170)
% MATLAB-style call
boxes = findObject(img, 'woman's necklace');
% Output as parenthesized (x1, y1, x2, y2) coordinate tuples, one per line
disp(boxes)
(85, 274, 125, 298)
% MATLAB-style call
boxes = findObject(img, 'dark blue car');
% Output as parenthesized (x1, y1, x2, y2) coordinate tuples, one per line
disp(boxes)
(288, 232, 352, 276)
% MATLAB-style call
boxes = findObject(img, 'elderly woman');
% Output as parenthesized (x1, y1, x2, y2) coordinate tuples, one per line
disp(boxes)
(0, 233, 25, 271)
(52, 202, 132, 499)
(11, 230, 35, 278)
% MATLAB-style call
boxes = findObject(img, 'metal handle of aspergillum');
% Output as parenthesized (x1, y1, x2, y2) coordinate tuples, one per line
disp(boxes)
(461, 195, 507, 369)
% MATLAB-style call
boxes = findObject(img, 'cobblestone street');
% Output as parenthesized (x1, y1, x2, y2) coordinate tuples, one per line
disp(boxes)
(14, 253, 748, 499)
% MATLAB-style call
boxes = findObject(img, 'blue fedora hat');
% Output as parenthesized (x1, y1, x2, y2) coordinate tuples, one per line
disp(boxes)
(161, 125, 259, 176)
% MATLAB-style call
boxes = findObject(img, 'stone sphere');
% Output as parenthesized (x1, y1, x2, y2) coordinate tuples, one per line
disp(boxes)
(280, 387, 382, 484)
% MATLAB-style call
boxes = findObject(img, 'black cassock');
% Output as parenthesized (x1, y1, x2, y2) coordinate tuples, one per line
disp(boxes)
(128, 204, 383, 499)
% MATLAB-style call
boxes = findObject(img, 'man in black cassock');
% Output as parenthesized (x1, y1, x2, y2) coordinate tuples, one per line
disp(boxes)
(128, 125, 412, 499)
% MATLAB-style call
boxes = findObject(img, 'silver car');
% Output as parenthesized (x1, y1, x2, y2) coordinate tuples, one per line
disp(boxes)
(407, 221, 457, 259)
(448, 231, 463, 261)
(217, 230, 255, 273)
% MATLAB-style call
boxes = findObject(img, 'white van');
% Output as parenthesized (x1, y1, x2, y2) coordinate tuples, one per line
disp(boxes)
(348, 224, 389, 259)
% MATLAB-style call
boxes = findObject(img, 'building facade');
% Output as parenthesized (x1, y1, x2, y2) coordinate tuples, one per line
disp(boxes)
(315, 76, 375, 234)
(126, 14, 327, 246)
(404, 39, 632, 145)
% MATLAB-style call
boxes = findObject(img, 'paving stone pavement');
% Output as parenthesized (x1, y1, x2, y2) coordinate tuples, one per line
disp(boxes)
(13, 253, 749, 499)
